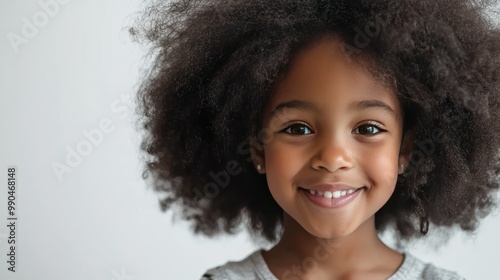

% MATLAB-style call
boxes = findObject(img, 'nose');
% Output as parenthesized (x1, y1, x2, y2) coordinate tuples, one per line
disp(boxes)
(310, 134, 354, 173)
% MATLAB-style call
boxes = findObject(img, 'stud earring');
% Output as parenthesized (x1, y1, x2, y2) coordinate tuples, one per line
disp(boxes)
(399, 163, 405, 174)
(256, 164, 262, 171)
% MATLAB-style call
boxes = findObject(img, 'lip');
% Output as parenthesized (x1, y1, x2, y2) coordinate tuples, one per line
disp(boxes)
(299, 185, 365, 209)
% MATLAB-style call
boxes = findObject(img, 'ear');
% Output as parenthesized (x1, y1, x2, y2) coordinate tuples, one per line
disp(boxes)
(398, 129, 415, 174)
(250, 137, 266, 174)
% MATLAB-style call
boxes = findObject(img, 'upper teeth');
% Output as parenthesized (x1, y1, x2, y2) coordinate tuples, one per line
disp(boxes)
(309, 189, 356, 198)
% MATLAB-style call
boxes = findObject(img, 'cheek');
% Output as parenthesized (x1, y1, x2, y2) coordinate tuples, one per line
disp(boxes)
(263, 142, 305, 194)
(264, 144, 294, 183)
(358, 142, 400, 188)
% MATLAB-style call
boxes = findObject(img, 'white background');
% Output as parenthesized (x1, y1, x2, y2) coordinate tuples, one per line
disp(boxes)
(0, 1, 499, 279)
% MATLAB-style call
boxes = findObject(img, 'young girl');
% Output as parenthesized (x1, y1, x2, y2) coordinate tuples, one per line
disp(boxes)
(131, 0, 500, 279)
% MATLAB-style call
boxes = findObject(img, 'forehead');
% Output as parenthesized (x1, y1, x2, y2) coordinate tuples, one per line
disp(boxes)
(265, 36, 400, 117)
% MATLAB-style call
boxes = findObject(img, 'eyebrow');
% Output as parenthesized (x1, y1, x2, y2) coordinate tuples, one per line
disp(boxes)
(271, 100, 318, 116)
(347, 99, 398, 118)
(271, 99, 397, 118)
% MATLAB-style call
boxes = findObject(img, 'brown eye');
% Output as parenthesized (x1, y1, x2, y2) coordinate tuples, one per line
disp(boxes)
(353, 124, 384, 136)
(282, 123, 313, 135)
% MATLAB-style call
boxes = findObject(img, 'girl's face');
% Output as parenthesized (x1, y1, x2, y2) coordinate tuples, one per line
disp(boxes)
(255, 37, 406, 239)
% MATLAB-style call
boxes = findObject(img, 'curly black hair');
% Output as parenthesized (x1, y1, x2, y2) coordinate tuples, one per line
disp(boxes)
(130, 0, 500, 244)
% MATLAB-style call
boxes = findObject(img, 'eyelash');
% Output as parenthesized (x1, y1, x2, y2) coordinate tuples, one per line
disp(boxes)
(280, 121, 386, 136)
(281, 122, 314, 135)
(353, 122, 386, 136)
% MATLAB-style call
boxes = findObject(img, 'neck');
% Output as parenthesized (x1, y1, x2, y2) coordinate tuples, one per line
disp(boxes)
(263, 214, 402, 279)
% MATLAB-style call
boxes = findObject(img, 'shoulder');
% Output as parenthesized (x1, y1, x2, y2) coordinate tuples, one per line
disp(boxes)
(199, 249, 277, 280)
(389, 252, 465, 280)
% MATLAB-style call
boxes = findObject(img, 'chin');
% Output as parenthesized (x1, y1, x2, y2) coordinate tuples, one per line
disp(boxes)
(305, 224, 355, 240)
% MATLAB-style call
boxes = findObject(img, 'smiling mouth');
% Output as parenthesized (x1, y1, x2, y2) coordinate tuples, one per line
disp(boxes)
(311, 188, 353, 198)
(298, 187, 366, 209)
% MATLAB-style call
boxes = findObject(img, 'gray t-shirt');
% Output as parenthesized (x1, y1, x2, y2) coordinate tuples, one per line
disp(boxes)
(200, 250, 465, 280)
